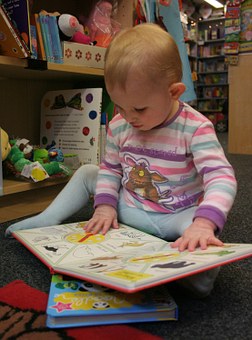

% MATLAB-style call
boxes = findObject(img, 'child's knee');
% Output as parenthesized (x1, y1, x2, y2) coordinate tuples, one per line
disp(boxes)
(177, 267, 220, 298)
(74, 164, 99, 183)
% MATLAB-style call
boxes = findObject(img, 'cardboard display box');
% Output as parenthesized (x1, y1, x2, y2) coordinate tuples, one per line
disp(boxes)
(63, 42, 106, 69)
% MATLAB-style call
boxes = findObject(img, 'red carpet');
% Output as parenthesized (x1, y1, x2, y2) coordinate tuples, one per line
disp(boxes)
(0, 280, 162, 339)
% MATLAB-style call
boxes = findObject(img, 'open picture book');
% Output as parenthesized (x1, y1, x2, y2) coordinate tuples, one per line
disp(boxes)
(12, 222, 252, 293)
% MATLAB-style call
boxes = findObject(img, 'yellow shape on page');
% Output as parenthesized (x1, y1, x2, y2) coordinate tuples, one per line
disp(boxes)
(105, 269, 153, 282)
(129, 252, 180, 264)
(65, 232, 105, 244)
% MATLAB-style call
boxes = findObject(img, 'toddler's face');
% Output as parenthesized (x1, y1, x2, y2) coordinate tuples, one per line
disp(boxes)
(107, 72, 178, 131)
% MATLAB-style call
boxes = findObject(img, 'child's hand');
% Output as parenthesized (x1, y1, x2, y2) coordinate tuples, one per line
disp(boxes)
(171, 217, 223, 252)
(84, 204, 119, 235)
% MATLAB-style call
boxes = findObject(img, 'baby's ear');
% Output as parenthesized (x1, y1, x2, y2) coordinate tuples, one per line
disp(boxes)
(169, 83, 186, 99)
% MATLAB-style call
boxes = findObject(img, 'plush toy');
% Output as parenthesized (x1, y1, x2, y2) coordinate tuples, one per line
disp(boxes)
(33, 148, 49, 163)
(48, 147, 64, 163)
(57, 14, 92, 45)
(6, 143, 71, 182)
(86, 0, 121, 47)
(1, 128, 11, 161)
(15, 138, 33, 160)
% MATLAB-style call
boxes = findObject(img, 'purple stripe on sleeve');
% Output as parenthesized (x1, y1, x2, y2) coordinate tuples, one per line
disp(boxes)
(102, 159, 122, 169)
(194, 205, 226, 233)
(94, 194, 118, 209)
(199, 165, 233, 176)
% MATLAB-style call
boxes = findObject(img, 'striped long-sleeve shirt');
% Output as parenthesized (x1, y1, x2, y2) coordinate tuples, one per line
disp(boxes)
(94, 102, 237, 233)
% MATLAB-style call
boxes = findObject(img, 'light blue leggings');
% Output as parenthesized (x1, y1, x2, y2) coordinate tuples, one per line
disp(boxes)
(6, 164, 196, 239)
(6, 164, 219, 297)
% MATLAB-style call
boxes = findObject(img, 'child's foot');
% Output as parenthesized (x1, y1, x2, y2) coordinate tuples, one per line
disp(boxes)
(5, 215, 58, 238)
(177, 267, 220, 298)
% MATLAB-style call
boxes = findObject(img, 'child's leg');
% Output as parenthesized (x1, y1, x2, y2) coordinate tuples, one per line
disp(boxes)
(154, 207, 221, 298)
(118, 198, 220, 297)
(5, 164, 99, 237)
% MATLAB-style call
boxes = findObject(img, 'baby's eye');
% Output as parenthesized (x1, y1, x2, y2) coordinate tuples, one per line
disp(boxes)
(134, 107, 146, 113)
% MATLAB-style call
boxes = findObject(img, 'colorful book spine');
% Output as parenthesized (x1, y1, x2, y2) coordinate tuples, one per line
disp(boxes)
(0, 5, 30, 58)
(48, 15, 63, 64)
(34, 13, 46, 61)
(39, 14, 52, 62)
(29, 24, 38, 59)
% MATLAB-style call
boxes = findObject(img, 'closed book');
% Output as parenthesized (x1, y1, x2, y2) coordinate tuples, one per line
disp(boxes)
(48, 15, 63, 64)
(2, 0, 31, 53)
(39, 13, 52, 62)
(34, 13, 46, 60)
(29, 24, 38, 59)
(0, 5, 30, 58)
(46, 274, 178, 328)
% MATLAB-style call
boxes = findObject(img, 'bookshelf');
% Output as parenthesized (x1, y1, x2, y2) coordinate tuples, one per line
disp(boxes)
(196, 17, 228, 131)
(0, 0, 134, 222)
(228, 55, 252, 155)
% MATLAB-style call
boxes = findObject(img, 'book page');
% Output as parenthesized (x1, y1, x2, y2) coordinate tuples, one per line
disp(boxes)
(57, 241, 252, 290)
(13, 222, 168, 267)
(13, 222, 252, 292)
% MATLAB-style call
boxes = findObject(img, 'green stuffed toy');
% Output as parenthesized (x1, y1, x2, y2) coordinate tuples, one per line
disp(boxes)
(6, 140, 71, 182)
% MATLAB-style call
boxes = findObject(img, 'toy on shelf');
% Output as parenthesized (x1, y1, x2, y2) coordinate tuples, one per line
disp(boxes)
(1, 128, 11, 161)
(57, 14, 93, 45)
(85, 0, 121, 47)
(3, 137, 71, 182)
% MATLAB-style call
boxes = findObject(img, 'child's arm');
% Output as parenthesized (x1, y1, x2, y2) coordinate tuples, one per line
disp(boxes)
(171, 217, 223, 252)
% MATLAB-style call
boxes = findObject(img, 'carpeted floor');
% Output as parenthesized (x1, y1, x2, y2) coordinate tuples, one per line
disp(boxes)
(0, 132, 252, 339)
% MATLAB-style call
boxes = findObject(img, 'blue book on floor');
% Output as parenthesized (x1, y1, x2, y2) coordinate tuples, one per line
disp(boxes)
(46, 274, 178, 328)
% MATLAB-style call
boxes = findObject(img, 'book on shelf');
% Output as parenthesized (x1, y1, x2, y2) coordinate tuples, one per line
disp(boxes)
(34, 13, 46, 60)
(46, 274, 178, 328)
(0, 4, 30, 58)
(48, 15, 63, 64)
(12, 222, 252, 293)
(39, 12, 53, 62)
(2, 0, 32, 53)
(38, 11, 63, 63)
(40, 88, 103, 166)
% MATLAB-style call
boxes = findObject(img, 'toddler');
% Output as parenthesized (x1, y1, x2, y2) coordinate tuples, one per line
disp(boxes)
(6, 24, 237, 297)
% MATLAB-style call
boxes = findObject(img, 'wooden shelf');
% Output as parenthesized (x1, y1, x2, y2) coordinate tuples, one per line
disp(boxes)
(0, 181, 68, 222)
(197, 83, 228, 87)
(198, 55, 225, 60)
(198, 17, 225, 23)
(198, 97, 227, 101)
(198, 38, 225, 45)
(200, 110, 223, 113)
(0, 177, 71, 222)
(198, 71, 228, 75)
(0, 55, 104, 81)
(3, 177, 70, 196)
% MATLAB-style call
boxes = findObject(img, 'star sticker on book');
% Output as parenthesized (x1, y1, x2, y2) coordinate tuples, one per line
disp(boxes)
(52, 301, 73, 312)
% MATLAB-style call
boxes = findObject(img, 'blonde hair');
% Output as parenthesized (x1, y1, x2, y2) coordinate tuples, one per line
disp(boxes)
(104, 23, 183, 89)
